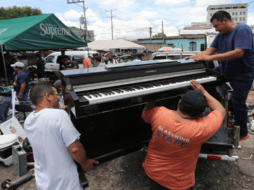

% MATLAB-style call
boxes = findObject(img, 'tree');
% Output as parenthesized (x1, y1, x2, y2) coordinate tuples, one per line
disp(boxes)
(153, 33, 166, 38)
(0, 6, 42, 20)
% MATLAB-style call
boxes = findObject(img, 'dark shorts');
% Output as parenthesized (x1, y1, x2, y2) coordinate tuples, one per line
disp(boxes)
(149, 176, 193, 190)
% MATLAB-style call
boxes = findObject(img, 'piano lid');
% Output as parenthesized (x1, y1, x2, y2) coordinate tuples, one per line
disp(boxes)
(60, 59, 197, 77)
(104, 59, 178, 69)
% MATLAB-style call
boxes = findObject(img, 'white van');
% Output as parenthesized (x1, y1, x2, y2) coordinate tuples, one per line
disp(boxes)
(44, 51, 99, 72)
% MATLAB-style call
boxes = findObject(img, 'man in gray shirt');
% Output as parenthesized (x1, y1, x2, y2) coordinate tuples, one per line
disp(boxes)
(24, 82, 98, 190)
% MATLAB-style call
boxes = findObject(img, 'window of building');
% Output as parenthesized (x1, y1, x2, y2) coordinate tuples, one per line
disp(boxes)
(218, 7, 223, 10)
(240, 17, 242, 21)
(243, 17, 245, 21)
(235, 18, 237, 21)
(225, 7, 230, 9)
(241, 6, 246, 8)
(235, 12, 237, 15)
(233, 7, 238, 9)
(210, 13, 212, 17)
(232, 12, 234, 15)
(211, 8, 215, 10)
(167, 44, 174, 48)
(240, 12, 242, 15)
(189, 42, 197, 51)
(243, 12, 245, 15)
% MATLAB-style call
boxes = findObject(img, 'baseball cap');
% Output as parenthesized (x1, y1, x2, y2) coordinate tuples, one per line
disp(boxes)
(180, 90, 208, 116)
(88, 54, 93, 58)
(11, 62, 24, 68)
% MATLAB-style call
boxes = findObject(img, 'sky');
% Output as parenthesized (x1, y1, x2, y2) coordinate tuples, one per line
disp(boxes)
(5, 0, 254, 40)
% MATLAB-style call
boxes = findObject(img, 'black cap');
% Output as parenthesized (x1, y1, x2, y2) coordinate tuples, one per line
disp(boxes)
(181, 90, 208, 116)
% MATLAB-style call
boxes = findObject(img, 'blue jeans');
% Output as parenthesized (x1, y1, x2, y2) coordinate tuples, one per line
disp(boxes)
(18, 94, 29, 105)
(0, 97, 11, 123)
(209, 66, 252, 136)
(230, 80, 253, 136)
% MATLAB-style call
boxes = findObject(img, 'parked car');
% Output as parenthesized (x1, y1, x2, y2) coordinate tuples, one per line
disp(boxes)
(44, 51, 99, 72)
(150, 51, 219, 69)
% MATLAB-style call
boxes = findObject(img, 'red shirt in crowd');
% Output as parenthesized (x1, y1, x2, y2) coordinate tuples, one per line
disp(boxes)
(83, 58, 93, 68)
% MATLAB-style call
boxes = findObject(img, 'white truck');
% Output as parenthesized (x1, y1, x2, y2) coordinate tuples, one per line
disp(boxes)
(44, 51, 99, 77)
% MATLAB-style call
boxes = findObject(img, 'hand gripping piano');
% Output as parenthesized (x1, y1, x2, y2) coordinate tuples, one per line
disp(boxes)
(60, 59, 234, 165)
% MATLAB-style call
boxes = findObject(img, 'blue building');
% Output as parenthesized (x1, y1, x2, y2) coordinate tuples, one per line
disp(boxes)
(136, 35, 206, 52)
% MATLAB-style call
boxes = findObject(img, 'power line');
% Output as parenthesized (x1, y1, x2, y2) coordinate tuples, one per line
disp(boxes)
(67, 0, 87, 41)
(106, 9, 117, 40)
(95, 29, 150, 34)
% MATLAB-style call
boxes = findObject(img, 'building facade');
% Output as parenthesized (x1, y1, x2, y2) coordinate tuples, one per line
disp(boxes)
(207, 2, 248, 26)
(191, 22, 208, 26)
(69, 27, 95, 42)
(137, 35, 206, 52)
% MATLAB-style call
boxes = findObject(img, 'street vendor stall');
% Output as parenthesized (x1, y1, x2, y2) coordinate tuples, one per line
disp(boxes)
(0, 14, 87, 85)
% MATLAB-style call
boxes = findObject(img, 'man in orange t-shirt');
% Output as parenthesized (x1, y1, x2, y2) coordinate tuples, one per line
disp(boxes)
(142, 80, 226, 190)
(83, 54, 93, 68)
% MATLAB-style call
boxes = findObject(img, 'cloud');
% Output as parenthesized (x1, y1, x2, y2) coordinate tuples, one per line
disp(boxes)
(247, 13, 254, 26)
(162, 6, 207, 27)
(86, 8, 102, 23)
(175, 21, 184, 26)
(119, 0, 134, 8)
(58, 9, 101, 24)
(196, 0, 233, 6)
(137, 10, 158, 20)
(64, 9, 83, 20)
(101, 0, 116, 7)
(55, 12, 65, 21)
(155, 0, 190, 7)
(92, 19, 153, 40)
(188, 7, 207, 15)
(164, 25, 179, 36)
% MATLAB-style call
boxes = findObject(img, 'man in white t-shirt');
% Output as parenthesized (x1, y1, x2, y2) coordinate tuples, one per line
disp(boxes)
(24, 81, 99, 190)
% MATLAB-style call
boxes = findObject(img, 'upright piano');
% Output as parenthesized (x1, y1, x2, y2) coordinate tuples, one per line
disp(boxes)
(60, 59, 233, 164)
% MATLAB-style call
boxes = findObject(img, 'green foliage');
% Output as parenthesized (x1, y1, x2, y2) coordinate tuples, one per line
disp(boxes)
(0, 6, 43, 20)
(153, 33, 166, 38)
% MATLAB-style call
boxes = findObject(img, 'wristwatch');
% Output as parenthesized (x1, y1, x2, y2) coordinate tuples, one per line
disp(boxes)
(18, 94, 22, 97)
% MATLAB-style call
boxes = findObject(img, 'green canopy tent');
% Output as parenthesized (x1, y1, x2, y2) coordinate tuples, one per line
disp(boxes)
(0, 13, 87, 85)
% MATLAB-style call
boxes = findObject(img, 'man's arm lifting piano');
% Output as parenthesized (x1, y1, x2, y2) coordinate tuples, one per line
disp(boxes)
(60, 59, 238, 167)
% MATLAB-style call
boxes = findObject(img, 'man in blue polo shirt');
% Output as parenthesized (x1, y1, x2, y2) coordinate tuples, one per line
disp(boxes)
(186, 11, 254, 141)
(9, 62, 29, 104)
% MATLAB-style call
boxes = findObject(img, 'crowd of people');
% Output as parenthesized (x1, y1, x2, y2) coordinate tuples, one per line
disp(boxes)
(0, 10, 254, 190)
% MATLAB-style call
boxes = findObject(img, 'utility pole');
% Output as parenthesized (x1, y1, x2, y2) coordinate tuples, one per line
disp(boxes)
(162, 21, 165, 45)
(149, 27, 152, 43)
(67, 0, 87, 41)
(106, 9, 117, 40)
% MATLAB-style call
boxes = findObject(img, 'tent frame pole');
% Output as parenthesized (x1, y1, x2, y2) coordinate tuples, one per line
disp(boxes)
(0, 44, 8, 86)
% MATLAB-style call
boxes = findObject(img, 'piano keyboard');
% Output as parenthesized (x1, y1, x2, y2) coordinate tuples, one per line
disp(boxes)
(83, 76, 216, 105)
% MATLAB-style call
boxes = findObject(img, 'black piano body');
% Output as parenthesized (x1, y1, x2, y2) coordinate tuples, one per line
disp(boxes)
(60, 59, 232, 164)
